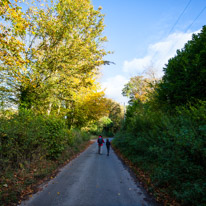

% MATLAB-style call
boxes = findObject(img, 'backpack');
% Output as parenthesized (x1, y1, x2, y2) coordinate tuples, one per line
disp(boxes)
(98, 137, 103, 144)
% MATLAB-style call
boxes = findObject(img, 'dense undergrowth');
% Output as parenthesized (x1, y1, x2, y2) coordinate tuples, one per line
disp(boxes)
(113, 101, 206, 205)
(0, 109, 90, 205)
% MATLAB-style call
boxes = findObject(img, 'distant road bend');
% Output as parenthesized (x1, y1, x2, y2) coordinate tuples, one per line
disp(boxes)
(21, 139, 160, 206)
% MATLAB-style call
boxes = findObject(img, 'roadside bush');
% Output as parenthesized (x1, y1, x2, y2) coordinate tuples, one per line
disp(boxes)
(0, 109, 91, 205)
(68, 128, 90, 146)
(0, 109, 92, 172)
(113, 101, 206, 205)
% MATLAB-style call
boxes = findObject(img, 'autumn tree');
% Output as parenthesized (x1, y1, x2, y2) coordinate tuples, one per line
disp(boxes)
(104, 98, 123, 134)
(122, 76, 157, 104)
(85, 98, 123, 135)
(29, 0, 107, 113)
(0, 0, 30, 108)
(66, 84, 108, 128)
(0, 0, 108, 125)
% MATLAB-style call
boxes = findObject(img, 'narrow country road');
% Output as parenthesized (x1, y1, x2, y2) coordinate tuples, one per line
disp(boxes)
(20, 139, 160, 206)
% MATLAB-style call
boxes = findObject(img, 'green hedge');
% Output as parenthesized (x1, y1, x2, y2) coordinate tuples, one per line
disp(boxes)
(0, 109, 90, 171)
(113, 101, 206, 205)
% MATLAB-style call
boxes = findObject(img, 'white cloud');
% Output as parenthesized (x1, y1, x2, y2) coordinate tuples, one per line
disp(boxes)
(123, 56, 152, 74)
(100, 30, 200, 104)
(101, 75, 129, 104)
(123, 30, 200, 78)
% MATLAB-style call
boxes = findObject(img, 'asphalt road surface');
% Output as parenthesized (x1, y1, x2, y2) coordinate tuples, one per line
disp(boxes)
(20, 139, 160, 206)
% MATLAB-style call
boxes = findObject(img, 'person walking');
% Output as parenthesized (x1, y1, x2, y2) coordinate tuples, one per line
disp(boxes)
(106, 139, 111, 156)
(97, 135, 104, 154)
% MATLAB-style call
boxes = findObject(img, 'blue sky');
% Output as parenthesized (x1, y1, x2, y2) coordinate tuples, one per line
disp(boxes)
(92, 0, 206, 104)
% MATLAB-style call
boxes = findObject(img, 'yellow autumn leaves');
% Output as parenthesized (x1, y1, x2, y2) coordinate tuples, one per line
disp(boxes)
(0, 0, 114, 128)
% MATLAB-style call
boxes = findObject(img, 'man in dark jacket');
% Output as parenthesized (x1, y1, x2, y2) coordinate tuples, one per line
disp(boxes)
(106, 139, 111, 156)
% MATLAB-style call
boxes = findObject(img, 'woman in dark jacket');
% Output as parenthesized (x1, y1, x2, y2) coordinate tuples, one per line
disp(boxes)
(97, 135, 104, 154)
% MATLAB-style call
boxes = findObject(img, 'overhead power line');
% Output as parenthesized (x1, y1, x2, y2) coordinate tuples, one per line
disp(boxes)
(167, 4, 206, 56)
(185, 5, 206, 32)
(168, 0, 192, 35)
(155, 2, 206, 71)
(150, 0, 192, 65)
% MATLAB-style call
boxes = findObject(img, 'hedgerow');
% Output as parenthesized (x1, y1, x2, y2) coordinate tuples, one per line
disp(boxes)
(113, 101, 206, 205)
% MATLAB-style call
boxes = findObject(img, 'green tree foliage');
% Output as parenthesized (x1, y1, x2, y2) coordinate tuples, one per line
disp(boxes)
(157, 26, 206, 107)
(86, 98, 123, 136)
(97, 116, 113, 136)
(105, 98, 124, 134)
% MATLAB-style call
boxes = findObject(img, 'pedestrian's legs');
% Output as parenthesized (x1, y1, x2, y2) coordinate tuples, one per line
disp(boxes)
(98, 145, 101, 154)
(107, 146, 110, 156)
(100, 145, 102, 154)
